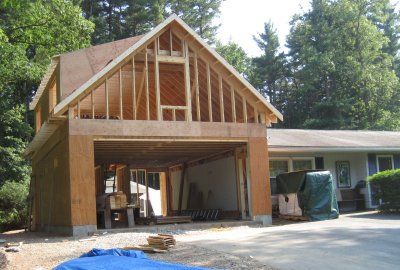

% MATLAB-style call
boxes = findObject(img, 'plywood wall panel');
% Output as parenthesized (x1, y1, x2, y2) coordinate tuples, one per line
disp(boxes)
(248, 137, 271, 216)
(69, 135, 96, 226)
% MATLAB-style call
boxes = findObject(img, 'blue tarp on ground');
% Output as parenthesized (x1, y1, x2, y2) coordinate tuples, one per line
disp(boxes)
(54, 248, 211, 270)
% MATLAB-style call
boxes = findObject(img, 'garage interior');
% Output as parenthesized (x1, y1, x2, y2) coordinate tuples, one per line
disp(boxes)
(93, 139, 250, 229)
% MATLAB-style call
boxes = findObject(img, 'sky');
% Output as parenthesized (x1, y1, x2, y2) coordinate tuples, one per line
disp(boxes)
(215, 0, 311, 56)
(215, 0, 399, 57)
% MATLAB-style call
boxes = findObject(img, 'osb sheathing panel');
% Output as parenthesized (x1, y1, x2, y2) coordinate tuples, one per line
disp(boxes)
(69, 135, 96, 226)
(248, 137, 271, 216)
(32, 122, 72, 228)
(60, 36, 143, 101)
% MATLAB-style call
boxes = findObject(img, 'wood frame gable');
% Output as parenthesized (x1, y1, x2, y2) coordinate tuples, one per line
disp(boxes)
(50, 15, 282, 125)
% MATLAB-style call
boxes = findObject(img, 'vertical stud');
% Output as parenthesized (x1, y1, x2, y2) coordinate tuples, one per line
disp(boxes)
(207, 63, 212, 122)
(132, 56, 136, 120)
(219, 74, 225, 122)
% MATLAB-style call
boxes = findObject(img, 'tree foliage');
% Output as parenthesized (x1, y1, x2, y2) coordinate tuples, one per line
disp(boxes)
(216, 41, 252, 77)
(282, 0, 400, 130)
(80, 0, 223, 45)
(250, 22, 288, 117)
(0, 0, 94, 230)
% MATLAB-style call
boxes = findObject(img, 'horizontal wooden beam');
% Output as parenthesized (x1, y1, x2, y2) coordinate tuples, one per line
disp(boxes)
(157, 55, 186, 64)
(69, 119, 267, 138)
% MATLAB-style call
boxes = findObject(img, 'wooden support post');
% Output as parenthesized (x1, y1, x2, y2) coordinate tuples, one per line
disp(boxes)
(132, 56, 136, 120)
(146, 171, 150, 217)
(68, 106, 74, 119)
(77, 100, 81, 119)
(206, 63, 213, 122)
(178, 164, 187, 214)
(91, 90, 94, 119)
(172, 109, 176, 121)
(105, 79, 109, 119)
(254, 108, 259, 123)
(119, 68, 123, 120)
(154, 39, 161, 120)
(194, 52, 200, 121)
(242, 96, 247, 123)
(248, 137, 271, 220)
(218, 74, 225, 122)
(169, 29, 173, 55)
(145, 49, 150, 120)
(231, 86, 236, 123)
(184, 41, 192, 122)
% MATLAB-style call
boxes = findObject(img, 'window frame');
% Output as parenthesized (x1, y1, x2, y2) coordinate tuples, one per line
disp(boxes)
(269, 157, 315, 175)
(376, 155, 394, 172)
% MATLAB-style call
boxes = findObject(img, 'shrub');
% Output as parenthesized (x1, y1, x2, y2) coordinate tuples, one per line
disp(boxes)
(368, 169, 400, 212)
(0, 181, 29, 232)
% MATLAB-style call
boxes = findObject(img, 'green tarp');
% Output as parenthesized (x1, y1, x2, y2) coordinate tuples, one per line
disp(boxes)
(276, 170, 339, 221)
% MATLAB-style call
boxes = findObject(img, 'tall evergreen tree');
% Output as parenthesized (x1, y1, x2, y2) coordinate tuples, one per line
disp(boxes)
(285, 0, 400, 130)
(81, 0, 223, 45)
(250, 22, 288, 114)
(216, 41, 252, 77)
(169, 0, 223, 43)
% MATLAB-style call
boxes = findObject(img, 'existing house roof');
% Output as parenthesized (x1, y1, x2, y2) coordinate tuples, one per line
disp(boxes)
(268, 129, 400, 152)
(30, 14, 283, 121)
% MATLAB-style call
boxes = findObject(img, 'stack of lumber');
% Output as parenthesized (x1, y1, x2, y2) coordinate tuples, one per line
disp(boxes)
(147, 234, 176, 250)
(155, 216, 191, 224)
(106, 192, 127, 209)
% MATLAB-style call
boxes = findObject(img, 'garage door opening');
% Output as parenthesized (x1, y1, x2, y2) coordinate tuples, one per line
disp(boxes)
(93, 140, 250, 229)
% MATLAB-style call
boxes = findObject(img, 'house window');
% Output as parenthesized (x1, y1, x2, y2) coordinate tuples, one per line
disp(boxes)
(269, 158, 315, 194)
(292, 159, 313, 171)
(376, 155, 394, 172)
(270, 160, 289, 178)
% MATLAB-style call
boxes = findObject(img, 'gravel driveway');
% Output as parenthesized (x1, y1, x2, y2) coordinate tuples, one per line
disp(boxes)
(0, 228, 272, 269)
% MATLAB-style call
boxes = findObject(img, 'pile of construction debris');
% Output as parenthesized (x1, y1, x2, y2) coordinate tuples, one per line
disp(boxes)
(123, 233, 176, 253)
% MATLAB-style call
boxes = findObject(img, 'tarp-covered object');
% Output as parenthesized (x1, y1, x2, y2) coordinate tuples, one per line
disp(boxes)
(54, 248, 210, 270)
(276, 170, 339, 221)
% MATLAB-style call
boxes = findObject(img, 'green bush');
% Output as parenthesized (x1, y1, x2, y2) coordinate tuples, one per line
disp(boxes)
(368, 169, 400, 212)
(0, 181, 29, 232)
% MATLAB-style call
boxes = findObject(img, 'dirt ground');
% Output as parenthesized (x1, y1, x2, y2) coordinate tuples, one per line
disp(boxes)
(0, 227, 273, 270)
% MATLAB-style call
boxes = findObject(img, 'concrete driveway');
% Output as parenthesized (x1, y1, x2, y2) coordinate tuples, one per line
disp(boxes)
(178, 212, 400, 270)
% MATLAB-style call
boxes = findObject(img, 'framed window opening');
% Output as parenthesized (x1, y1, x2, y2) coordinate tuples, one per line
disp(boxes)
(376, 155, 394, 172)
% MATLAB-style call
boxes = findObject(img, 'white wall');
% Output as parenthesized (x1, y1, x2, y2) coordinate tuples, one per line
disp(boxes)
(171, 156, 238, 211)
(322, 153, 368, 189)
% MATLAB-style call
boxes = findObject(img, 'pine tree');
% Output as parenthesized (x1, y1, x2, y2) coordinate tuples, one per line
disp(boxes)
(250, 22, 288, 115)
(286, 0, 400, 130)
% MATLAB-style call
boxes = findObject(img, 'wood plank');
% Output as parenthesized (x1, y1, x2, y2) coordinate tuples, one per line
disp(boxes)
(132, 56, 136, 120)
(242, 96, 247, 123)
(248, 137, 271, 216)
(194, 52, 200, 121)
(145, 49, 150, 120)
(119, 68, 123, 119)
(69, 135, 96, 226)
(183, 41, 192, 121)
(91, 91, 94, 119)
(254, 108, 259, 123)
(69, 119, 267, 138)
(105, 79, 109, 119)
(178, 164, 187, 214)
(206, 63, 212, 122)
(154, 39, 161, 120)
(218, 74, 225, 122)
(77, 100, 81, 119)
(231, 86, 236, 122)
(136, 66, 146, 112)
(157, 55, 186, 64)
